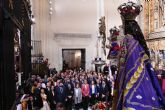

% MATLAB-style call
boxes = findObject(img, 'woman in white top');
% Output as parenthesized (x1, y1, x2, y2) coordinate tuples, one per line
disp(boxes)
(40, 88, 50, 110)
(74, 83, 82, 110)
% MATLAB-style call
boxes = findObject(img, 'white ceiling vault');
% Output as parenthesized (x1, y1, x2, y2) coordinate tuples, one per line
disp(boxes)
(31, 0, 139, 40)
(52, 0, 98, 34)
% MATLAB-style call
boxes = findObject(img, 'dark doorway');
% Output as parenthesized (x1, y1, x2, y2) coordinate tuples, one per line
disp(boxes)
(62, 49, 85, 71)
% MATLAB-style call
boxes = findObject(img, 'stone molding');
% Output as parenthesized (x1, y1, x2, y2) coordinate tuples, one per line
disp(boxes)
(147, 31, 165, 40)
(53, 33, 93, 46)
(54, 33, 92, 39)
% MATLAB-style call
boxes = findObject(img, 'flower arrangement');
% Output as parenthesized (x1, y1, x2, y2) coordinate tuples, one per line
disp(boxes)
(92, 101, 106, 110)
(107, 26, 121, 59)
(109, 27, 120, 41)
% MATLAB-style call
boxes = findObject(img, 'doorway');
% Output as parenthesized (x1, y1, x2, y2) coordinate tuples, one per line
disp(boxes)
(62, 49, 85, 70)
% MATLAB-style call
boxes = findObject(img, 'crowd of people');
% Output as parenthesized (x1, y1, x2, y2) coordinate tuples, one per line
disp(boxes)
(15, 69, 115, 110)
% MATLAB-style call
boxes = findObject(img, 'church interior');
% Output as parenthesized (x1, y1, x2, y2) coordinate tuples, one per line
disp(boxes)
(1, 0, 165, 110)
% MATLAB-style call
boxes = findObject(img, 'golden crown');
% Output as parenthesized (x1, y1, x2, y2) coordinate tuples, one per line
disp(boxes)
(118, 1, 143, 20)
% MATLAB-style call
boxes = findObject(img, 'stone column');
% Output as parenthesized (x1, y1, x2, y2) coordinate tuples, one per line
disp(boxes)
(0, 1, 16, 109)
(96, 0, 105, 60)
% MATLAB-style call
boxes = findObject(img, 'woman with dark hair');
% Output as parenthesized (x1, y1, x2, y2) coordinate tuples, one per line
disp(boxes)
(40, 88, 50, 110)
(112, 1, 165, 110)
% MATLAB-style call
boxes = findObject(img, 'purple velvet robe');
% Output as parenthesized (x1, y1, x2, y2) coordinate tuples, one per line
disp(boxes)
(112, 34, 165, 110)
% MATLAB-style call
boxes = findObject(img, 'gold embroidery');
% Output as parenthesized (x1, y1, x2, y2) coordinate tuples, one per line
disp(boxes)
(117, 51, 145, 107)
(126, 60, 162, 110)
(116, 36, 148, 108)
(126, 82, 133, 90)
(133, 71, 140, 79)
(124, 54, 148, 97)
(126, 42, 139, 61)
(124, 66, 142, 96)
(119, 39, 142, 87)
(124, 89, 129, 97)
(127, 108, 136, 110)
(130, 77, 136, 84)
(125, 51, 145, 79)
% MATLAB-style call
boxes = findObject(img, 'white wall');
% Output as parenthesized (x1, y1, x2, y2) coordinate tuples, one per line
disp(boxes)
(52, 0, 98, 33)
(31, 0, 140, 71)
(104, 0, 138, 30)
(32, 0, 98, 71)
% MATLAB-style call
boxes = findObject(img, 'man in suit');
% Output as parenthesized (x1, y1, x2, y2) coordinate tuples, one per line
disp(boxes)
(103, 64, 109, 75)
(81, 80, 90, 110)
(45, 82, 55, 110)
(65, 79, 74, 110)
(33, 83, 43, 109)
(90, 80, 97, 106)
(101, 80, 108, 102)
(96, 79, 102, 102)
(55, 80, 67, 106)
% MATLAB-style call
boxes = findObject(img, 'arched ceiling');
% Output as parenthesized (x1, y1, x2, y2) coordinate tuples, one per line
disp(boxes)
(31, 0, 139, 39)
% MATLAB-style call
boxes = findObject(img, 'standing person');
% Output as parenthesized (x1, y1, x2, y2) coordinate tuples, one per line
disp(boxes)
(33, 83, 43, 109)
(46, 83, 56, 110)
(107, 76, 113, 107)
(51, 85, 56, 110)
(112, 1, 165, 110)
(65, 79, 74, 110)
(74, 83, 82, 110)
(81, 80, 90, 110)
(40, 88, 50, 110)
(90, 80, 97, 106)
(110, 65, 117, 78)
(100, 80, 108, 102)
(20, 94, 29, 110)
(103, 64, 109, 75)
(55, 81, 67, 106)
(96, 79, 102, 102)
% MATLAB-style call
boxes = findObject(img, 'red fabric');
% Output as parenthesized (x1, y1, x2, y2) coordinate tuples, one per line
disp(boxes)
(82, 84, 90, 97)
(114, 45, 121, 50)
(162, 79, 165, 94)
(98, 102, 106, 110)
(114, 32, 119, 35)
